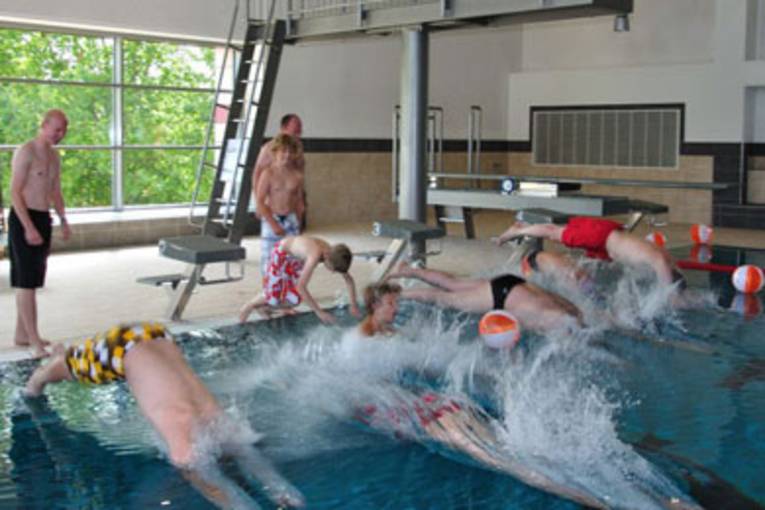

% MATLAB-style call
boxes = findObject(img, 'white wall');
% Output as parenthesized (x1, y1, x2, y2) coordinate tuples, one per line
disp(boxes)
(520, 0, 716, 71)
(271, 26, 522, 139)
(508, 0, 760, 143)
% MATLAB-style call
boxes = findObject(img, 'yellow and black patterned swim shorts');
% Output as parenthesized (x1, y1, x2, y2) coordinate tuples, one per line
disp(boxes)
(66, 322, 168, 384)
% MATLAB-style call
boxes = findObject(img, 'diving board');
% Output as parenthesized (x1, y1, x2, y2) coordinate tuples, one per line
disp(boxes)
(428, 188, 668, 239)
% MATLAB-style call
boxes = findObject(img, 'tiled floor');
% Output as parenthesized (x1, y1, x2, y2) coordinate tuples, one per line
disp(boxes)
(2, 211, 765, 361)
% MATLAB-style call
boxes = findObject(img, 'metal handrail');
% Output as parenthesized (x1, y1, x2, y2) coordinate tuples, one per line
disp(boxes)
(219, 0, 278, 226)
(467, 105, 482, 177)
(392, 105, 400, 203)
(286, 0, 439, 19)
(392, 104, 443, 202)
(189, 0, 241, 226)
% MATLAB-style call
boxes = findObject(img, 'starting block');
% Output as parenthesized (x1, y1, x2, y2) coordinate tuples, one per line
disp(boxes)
(137, 235, 246, 320)
(370, 220, 445, 281)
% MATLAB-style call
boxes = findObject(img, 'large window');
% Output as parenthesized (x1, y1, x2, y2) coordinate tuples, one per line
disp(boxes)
(0, 28, 223, 210)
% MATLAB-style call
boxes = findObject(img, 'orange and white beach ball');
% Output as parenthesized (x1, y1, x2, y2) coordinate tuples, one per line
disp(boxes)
(730, 292, 763, 320)
(690, 244, 713, 264)
(479, 310, 521, 349)
(645, 231, 667, 248)
(690, 224, 714, 245)
(731, 265, 764, 294)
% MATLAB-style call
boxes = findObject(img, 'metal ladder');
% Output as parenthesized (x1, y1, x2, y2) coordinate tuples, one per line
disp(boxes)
(139, 0, 285, 321)
(190, 0, 285, 244)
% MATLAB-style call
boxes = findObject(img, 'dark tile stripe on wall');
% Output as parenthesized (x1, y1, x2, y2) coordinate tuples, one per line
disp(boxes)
(294, 137, 758, 228)
(295, 138, 528, 153)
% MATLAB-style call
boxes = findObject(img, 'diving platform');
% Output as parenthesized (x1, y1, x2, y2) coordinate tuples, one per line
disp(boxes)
(369, 220, 445, 281)
(284, 0, 633, 41)
(429, 188, 669, 239)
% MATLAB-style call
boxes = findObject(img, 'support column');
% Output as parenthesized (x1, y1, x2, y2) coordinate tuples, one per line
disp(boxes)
(399, 26, 429, 262)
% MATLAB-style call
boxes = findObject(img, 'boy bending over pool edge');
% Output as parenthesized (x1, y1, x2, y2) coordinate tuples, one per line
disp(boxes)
(240, 235, 362, 325)
(24, 322, 305, 510)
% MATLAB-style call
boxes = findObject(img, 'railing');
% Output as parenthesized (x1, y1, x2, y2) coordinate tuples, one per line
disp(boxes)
(392, 104, 444, 202)
(284, 0, 440, 19)
(467, 105, 482, 176)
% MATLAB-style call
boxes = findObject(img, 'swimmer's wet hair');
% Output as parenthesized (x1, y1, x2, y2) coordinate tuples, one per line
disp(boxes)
(364, 282, 402, 313)
(326, 244, 352, 273)
(270, 133, 302, 156)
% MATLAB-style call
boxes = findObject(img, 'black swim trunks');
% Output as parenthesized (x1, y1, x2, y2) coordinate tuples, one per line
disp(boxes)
(490, 274, 525, 310)
(524, 249, 542, 272)
(8, 208, 52, 289)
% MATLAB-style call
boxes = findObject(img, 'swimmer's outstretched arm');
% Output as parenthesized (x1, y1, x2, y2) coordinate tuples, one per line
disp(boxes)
(24, 351, 72, 397)
(181, 464, 264, 510)
(496, 222, 563, 245)
(230, 444, 306, 508)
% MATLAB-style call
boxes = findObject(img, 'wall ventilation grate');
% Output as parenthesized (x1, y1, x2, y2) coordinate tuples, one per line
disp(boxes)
(532, 107, 680, 169)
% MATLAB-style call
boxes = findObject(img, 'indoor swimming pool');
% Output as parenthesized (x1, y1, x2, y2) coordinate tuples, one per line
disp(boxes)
(0, 245, 763, 509)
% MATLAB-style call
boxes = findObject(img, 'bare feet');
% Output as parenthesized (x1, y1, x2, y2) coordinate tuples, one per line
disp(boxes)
(15, 338, 51, 347)
(387, 260, 414, 280)
(30, 345, 51, 359)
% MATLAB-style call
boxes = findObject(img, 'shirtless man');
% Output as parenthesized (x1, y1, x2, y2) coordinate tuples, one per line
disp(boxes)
(496, 216, 684, 287)
(25, 323, 305, 509)
(255, 133, 305, 277)
(387, 263, 581, 332)
(240, 235, 361, 325)
(252, 113, 304, 194)
(9, 109, 71, 357)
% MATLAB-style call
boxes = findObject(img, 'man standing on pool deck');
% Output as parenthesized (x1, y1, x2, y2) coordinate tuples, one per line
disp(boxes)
(9, 109, 71, 357)
(496, 216, 684, 286)
(25, 322, 305, 510)
(253, 114, 305, 277)
(253, 114, 304, 193)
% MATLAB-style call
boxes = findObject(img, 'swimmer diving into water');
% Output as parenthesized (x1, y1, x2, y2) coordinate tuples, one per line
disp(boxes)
(25, 322, 305, 510)
(353, 283, 703, 510)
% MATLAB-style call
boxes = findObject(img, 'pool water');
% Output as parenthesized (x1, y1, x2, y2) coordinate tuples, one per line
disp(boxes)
(0, 245, 763, 509)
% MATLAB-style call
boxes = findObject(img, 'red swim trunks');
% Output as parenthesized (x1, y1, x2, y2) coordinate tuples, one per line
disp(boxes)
(264, 242, 304, 307)
(561, 217, 622, 260)
(357, 392, 462, 434)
